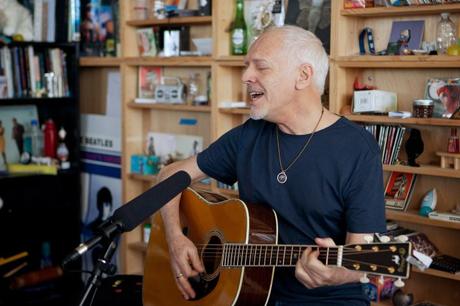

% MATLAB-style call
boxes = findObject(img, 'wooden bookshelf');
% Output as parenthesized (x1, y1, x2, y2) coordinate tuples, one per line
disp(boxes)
(219, 107, 250, 115)
(216, 56, 246, 67)
(345, 115, 460, 127)
(124, 56, 213, 66)
(126, 16, 212, 27)
(334, 55, 460, 68)
(382, 164, 460, 179)
(79, 57, 124, 67)
(128, 241, 148, 253)
(341, 4, 460, 17)
(412, 267, 460, 282)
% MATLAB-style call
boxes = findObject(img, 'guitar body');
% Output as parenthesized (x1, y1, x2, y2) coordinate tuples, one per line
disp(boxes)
(143, 188, 278, 306)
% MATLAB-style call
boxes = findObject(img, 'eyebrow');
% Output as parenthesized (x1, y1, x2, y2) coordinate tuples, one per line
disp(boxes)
(244, 58, 270, 67)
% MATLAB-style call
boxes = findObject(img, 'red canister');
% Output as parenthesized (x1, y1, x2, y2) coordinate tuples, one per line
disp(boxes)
(44, 119, 57, 158)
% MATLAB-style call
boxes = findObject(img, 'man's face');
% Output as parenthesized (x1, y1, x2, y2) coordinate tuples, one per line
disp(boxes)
(242, 34, 297, 121)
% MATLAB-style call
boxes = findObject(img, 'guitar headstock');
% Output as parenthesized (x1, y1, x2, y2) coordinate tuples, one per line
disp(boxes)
(342, 242, 411, 279)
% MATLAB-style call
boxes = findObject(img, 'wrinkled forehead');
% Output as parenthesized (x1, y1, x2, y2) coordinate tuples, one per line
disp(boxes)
(246, 34, 288, 64)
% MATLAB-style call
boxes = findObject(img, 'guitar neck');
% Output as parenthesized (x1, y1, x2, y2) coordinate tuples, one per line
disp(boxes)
(221, 243, 342, 268)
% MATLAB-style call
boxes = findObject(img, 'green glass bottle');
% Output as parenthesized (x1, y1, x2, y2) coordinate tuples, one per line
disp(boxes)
(231, 0, 248, 55)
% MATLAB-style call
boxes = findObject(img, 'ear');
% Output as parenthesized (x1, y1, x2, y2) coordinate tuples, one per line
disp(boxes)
(295, 64, 313, 90)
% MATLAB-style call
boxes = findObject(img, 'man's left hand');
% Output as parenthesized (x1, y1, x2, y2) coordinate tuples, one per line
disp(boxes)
(295, 237, 341, 289)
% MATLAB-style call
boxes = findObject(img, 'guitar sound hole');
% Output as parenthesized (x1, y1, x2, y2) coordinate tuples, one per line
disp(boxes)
(202, 235, 222, 279)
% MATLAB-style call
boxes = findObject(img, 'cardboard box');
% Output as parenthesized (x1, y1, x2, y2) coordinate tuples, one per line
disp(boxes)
(353, 90, 397, 113)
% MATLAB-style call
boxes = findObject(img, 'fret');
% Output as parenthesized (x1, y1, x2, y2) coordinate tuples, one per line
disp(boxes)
(229, 244, 233, 266)
(289, 246, 293, 266)
(283, 246, 286, 266)
(258, 245, 261, 266)
(238, 245, 242, 266)
(270, 245, 273, 266)
(264, 245, 267, 266)
(277, 246, 281, 265)
(243, 244, 247, 266)
(326, 247, 329, 266)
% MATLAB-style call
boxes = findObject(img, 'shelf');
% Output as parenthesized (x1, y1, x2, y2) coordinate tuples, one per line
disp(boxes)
(129, 173, 157, 182)
(216, 188, 238, 197)
(126, 16, 212, 27)
(219, 107, 250, 115)
(334, 55, 460, 68)
(79, 57, 123, 67)
(345, 115, 460, 127)
(216, 56, 245, 67)
(341, 4, 460, 17)
(129, 241, 148, 253)
(383, 164, 460, 179)
(128, 102, 211, 112)
(0, 96, 74, 106)
(124, 56, 213, 66)
(386, 210, 460, 230)
(412, 267, 460, 282)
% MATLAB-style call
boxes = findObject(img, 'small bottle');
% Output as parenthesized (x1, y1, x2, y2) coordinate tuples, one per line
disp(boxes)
(230, 0, 248, 55)
(187, 73, 200, 105)
(30, 119, 43, 157)
(44, 119, 57, 158)
(447, 128, 460, 153)
(436, 13, 457, 55)
(143, 223, 151, 244)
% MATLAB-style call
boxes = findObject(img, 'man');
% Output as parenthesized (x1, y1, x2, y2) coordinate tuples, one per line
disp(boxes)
(159, 25, 385, 305)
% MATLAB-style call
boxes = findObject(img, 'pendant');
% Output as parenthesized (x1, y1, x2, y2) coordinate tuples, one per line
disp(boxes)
(277, 171, 287, 184)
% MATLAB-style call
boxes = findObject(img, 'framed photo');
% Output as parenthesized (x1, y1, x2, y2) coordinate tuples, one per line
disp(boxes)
(136, 28, 157, 57)
(425, 78, 460, 118)
(384, 172, 417, 211)
(285, 0, 331, 54)
(388, 20, 425, 51)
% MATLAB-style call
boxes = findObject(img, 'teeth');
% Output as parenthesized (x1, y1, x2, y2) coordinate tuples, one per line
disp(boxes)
(249, 91, 264, 99)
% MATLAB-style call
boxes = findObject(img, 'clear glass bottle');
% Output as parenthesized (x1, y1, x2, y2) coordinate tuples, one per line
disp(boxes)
(436, 13, 457, 55)
(187, 73, 200, 105)
(230, 0, 248, 55)
(30, 119, 43, 157)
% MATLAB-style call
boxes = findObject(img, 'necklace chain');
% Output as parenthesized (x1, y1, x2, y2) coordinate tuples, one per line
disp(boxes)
(275, 107, 324, 184)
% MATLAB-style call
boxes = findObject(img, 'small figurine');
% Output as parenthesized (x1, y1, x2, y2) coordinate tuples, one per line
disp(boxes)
(405, 128, 424, 167)
(56, 127, 70, 169)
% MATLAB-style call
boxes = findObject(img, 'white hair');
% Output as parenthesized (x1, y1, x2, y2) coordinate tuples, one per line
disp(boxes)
(257, 25, 329, 95)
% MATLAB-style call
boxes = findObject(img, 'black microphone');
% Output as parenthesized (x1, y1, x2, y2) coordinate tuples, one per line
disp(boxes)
(62, 171, 191, 266)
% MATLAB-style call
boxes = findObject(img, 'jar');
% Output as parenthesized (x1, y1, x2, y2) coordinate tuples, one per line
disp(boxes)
(413, 99, 434, 118)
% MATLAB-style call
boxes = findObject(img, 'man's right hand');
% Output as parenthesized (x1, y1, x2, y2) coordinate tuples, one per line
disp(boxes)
(167, 233, 205, 300)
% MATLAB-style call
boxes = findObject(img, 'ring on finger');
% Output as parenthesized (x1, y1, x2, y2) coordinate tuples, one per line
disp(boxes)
(176, 272, 184, 279)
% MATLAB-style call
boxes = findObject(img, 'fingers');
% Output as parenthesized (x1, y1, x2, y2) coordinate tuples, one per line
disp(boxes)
(189, 247, 205, 273)
(175, 273, 196, 300)
(295, 247, 332, 289)
(314, 237, 336, 247)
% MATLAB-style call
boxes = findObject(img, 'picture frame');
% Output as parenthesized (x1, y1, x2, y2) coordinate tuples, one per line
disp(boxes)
(384, 171, 417, 211)
(388, 20, 424, 51)
(136, 27, 157, 57)
(138, 66, 162, 99)
(425, 78, 460, 118)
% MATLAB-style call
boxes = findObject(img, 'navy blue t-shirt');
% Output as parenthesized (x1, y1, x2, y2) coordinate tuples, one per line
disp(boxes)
(197, 117, 386, 305)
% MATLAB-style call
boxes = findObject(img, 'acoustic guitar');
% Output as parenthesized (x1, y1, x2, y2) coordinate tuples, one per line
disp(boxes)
(143, 188, 411, 306)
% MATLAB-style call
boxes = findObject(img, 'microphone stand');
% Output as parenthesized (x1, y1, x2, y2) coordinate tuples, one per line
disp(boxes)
(78, 239, 118, 306)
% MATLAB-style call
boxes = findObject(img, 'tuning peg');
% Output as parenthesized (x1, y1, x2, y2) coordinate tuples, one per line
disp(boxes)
(360, 273, 370, 284)
(379, 235, 390, 243)
(395, 235, 408, 243)
(364, 235, 374, 244)
(394, 278, 405, 288)
(378, 275, 385, 284)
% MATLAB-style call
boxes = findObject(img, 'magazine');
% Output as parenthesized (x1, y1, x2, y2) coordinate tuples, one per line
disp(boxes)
(384, 172, 417, 211)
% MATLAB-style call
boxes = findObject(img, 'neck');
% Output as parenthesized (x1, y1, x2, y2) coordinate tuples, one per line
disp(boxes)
(221, 243, 342, 267)
(276, 100, 324, 135)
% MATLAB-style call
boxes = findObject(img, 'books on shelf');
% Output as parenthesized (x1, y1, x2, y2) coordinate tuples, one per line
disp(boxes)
(384, 171, 417, 211)
(138, 66, 162, 101)
(363, 124, 406, 165)
(0, 45, 71, 98)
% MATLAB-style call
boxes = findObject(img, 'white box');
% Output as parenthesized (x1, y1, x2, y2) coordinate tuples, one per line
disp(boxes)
(353, 90, 397, 113)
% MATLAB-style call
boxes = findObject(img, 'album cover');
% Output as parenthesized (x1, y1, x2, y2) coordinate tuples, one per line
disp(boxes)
(388, 20, 424, 51)
(138, 66, 162, 99)
(136, 28, 157, 57)
(425, 78, 460, 118)
(384, 171, 417, 211)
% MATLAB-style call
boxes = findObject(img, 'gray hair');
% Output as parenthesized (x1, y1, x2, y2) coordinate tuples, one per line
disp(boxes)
(257, 25, 329, 95)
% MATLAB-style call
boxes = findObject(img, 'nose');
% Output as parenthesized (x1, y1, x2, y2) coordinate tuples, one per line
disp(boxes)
(241, 65, 255, 85)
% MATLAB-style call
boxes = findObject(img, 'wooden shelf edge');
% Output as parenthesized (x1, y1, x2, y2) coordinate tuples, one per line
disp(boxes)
(219, 107, 250, 115)
(124, 56, 212, 66)
(79, 57, 123, 67)
(129, 173, 157, 182)
(386, 209, 460, 230)
(126, 16, 212, 26)
(334, 55, 460, 68)
(341, 4, 460, 17)
(215, 56, 245, 67)
(128, 102, 211, 112)
(382, 164, 460, 179)
(128, 242, 148, 253)
(345, 114, 460, 127)
(216, 188, 239, 197)
(412, 267, 460, 281)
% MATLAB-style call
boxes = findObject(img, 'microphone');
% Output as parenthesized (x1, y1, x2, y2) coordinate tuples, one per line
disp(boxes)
(62, 171, 191, 266)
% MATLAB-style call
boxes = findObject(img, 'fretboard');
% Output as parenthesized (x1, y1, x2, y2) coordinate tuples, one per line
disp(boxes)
(221, 243, 343, 267)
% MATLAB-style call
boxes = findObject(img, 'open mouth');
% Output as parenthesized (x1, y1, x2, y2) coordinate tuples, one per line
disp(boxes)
(248, 90, 265, 102)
